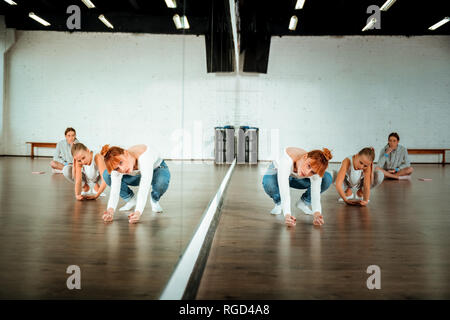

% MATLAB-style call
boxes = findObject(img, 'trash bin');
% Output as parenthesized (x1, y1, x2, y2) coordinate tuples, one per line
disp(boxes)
(237, 126, 250, 164)
(224, 125, 235, 164)
(214, 127, 225, 164)
(247, 127, 259, 164)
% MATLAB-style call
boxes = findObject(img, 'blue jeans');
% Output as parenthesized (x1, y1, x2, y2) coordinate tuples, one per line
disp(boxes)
(262, 162, 332, 205)
(103, 160, 170, 202)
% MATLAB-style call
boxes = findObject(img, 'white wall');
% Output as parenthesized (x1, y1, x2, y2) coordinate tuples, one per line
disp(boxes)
(3, 31, 450, 162)
(0, 17, 15, 155)
(242, 36, 450, 162)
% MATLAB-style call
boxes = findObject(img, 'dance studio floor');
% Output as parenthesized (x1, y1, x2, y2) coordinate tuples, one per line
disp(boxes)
(197, 164, 450, 299)
(0, 157, 229, 299)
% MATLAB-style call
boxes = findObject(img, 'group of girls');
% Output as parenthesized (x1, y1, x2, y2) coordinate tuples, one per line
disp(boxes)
(262, 132, 413, 227)
(51, 128, 170, 224)
(52, 128, 412, 227)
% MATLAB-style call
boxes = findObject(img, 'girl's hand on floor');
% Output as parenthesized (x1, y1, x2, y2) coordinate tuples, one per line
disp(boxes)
(76, 194, 84, 201)
(313, 212, 324, 226)
(346, 200, 361, 206)
(285, 214, 296, 227)
(128, 211, 141, 224)
(103, 208, 114, 222)
(83, 194, 97, 200)
(359, 200, 369, 206)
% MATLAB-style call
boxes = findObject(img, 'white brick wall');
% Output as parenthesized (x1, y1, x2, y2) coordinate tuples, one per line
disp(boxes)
(2, 31, 449, 162)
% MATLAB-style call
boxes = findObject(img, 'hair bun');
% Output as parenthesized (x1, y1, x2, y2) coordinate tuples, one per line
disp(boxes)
(100, 144, 110, 156)
(322, 148, 333, 161)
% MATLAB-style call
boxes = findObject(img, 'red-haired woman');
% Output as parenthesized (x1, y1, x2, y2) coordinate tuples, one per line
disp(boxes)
(262, 147, 333, 227)
(334, 147, 384, 206)
(101, 144, 170, 224)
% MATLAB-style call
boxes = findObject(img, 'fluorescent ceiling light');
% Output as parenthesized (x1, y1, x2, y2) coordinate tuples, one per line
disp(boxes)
(380, 0, 397, 11)
(165, 0, 177, 8)
(295, 0, 306, 10)
(173, 14, 182, 29)
(173, 14, 189, 29)
(362, 18, 377, 31)
(428, 17, 450, 30)
(4, 0, 17, 5)
(28, 12, 51, 26)
(182, 16, 190, 29)
(81, 0, 95, 9)
(98, 14, 114, 29)
(289, 15, 298, 31)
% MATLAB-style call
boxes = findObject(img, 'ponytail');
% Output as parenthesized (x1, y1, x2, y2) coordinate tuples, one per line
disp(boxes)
(100, 144, 110, 157)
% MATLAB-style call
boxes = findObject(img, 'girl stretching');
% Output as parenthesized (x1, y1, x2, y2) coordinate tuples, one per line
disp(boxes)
(101, 143, 170, 224)
(69, 143, 107, 200)
(334, 147, 384, 206)
(262, 147, 333, 227)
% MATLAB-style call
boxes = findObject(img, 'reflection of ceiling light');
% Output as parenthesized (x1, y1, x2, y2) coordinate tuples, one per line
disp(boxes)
(4, 0, 17, 5)
(173, 14, 190, 29)
(182, 16, 190, 29)
(380, 0, 397, 11)
(165, 0, 177, 8)
(173, 14, 182, 29)
(98, 14, 114, 29)
(362, 18, 377, 31)
(81, 0, 95, 9)
(289, 16, 298, 31)
(295, 0, 306, 10)
(428, 17, 450, 30)
(29, 12, 51, 26)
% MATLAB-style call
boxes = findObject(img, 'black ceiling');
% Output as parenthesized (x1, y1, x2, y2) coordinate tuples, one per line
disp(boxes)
(0, 0, 448, 73)
(0, 0, 448, 36)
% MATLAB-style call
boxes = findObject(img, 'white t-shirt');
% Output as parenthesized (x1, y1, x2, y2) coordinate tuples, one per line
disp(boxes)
(107, 145, 163, 215)
(273, 148, 322, 216)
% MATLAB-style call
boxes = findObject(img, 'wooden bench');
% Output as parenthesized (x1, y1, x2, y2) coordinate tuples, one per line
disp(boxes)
(26, 142, 57, 158)
(407, 149, 449, 165)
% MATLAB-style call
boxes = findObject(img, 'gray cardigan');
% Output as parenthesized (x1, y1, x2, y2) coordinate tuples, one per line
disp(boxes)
(377, 144, 411, 170)
(53, 139, 79, 164)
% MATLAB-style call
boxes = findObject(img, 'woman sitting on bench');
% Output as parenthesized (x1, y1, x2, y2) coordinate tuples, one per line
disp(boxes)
(375, 132, 414, 180)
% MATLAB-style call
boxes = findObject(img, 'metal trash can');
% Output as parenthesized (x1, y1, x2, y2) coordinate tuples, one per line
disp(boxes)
(214, 127, 225, 164)
(224, 125, 235, 164)
(247, 127, 259, 164)
(237, 126, 249, 164)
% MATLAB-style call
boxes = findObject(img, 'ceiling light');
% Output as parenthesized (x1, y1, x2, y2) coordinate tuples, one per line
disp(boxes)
(428, 17, 450, 30)
(98, 14, 114, 29)
(295, 0, 306, 10)
(182, 16, 190, 29)
(380, 0, 397, 12)
(289, 16, 298, 31)
(362, 18, 377, 31)
(173, 14, 182, 29)
(4, 0, 17, 5)
(81, 0, 95, 9)
(28, 12, 51, 26)
(165, 0, 177, 8)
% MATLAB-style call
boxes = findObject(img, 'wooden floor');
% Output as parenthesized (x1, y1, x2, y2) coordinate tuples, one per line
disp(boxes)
(0, 157, 229, 299)
(197, 164, 450, 299)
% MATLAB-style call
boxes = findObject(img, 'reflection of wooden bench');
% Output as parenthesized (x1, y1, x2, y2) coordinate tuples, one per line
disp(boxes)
(408, 149, 449, 165)
(26, 142, 57, 158)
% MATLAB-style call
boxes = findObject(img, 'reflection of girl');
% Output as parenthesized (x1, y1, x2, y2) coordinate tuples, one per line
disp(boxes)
(69, 143, 107, 201)
(334, 147, 383, 206)
(101, 144, 170, 224)
(376, 132, 413, 180)
(262, 147, 333, 227)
